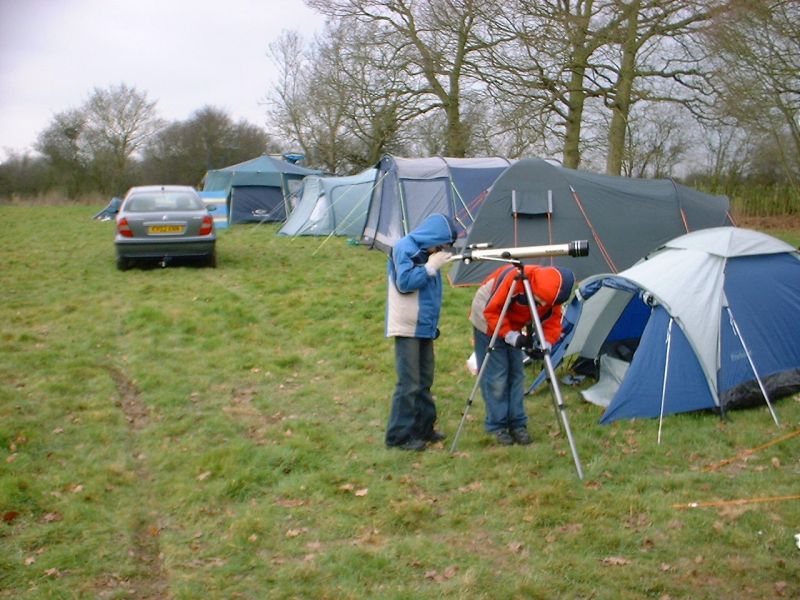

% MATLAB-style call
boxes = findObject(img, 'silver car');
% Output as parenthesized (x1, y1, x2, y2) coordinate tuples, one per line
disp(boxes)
(115, 185, 217, 270)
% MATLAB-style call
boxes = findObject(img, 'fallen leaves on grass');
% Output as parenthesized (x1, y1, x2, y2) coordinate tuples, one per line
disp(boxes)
(338, 483, 369, 496)
(41, 512, 62, 523)
(545, 523, 583, 543)
(275, 497, 307, 508)
(457, 481, 482, 493)
(424, 565, 458, 582)
(285, 527, 309, 538)
(601, 556, 632, 566)
(3, 510, 20, 523)
(507, 541, 525, 553)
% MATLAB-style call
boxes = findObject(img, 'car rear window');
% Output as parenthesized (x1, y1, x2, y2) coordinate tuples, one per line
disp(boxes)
(126, 192, 203, 212)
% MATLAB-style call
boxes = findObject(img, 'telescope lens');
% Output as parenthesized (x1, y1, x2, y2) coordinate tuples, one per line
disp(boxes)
(568, 240, 589, 257)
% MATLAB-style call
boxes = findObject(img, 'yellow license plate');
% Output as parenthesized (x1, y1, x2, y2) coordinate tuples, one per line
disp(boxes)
(148, 225, 184, 234)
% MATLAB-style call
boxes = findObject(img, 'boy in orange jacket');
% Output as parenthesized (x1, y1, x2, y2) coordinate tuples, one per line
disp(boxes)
(469, 265, 575, 445)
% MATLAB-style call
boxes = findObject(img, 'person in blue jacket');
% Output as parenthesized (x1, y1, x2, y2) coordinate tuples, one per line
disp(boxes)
(385, 213, 457, 451)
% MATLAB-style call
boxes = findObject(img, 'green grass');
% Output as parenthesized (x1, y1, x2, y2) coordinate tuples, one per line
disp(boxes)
(1, 205, 799, 599)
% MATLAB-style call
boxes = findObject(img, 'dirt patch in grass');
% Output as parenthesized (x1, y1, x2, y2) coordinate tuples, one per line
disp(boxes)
(107, 366, 150, 430)
(105, 365, 171, 599)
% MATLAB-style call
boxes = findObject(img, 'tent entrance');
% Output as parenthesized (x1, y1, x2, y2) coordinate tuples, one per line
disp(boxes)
(230, 185, 286, 224)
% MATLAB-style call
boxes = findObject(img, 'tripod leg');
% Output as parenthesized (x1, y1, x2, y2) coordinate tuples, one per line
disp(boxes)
(450, 278, 521, 454)
(522, 278, 584, 480)
(449, 359, 488, 453)
(542, 351, 584, 479)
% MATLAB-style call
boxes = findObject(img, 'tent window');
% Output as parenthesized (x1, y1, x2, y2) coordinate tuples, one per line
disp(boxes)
(512, 189, 552, 217)
(287, 178, 303, 196)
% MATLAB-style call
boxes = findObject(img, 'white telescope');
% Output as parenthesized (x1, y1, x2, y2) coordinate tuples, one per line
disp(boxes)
(449, 240, 589, 264)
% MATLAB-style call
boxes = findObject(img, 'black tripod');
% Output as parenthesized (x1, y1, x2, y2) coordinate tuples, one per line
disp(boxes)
(449, 258, 585, 480)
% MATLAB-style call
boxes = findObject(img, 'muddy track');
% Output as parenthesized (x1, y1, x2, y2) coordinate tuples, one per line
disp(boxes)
(106, 366, 171, 599)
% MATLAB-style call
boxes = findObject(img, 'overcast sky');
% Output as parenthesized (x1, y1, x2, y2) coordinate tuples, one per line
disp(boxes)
(0, 0, 326, 161)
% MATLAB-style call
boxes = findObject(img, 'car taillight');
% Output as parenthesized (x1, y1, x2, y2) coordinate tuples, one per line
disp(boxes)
(199, 215, 214, 236)
(117, 217, 133, 238)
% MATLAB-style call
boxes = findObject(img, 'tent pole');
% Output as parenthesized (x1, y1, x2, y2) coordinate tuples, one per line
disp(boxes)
(726, 307, 780, 426)
(313, 183, 377, 255)
(449, 181, 473, 224)
(657, 319, 674, 445)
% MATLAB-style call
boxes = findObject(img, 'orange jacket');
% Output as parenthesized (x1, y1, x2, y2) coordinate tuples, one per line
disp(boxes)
(469, 265, 573, 344)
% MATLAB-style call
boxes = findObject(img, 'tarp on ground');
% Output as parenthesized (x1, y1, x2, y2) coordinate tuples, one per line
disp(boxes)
(93, 197, 122, 220)
(278, 169, 377, 237)
(361, 155, 513, 251)
(449, 158, 734, 285)
(202, 155, 321, 224)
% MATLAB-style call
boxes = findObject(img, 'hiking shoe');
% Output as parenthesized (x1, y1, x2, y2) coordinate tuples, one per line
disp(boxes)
(426, 431, 446, 443)
(493, 430, 514, 446)
(511, 427, 533, 445)
(390, 438, 427, 452)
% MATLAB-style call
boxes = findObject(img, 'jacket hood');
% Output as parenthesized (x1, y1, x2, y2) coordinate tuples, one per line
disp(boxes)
(534, 266, 575, 306)
(408, 214, 457, 249)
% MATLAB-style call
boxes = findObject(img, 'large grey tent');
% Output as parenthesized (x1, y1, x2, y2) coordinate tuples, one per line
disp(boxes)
(449, 158, 733, 285)
(556, 228, 800, 429)
(278, 169, 376, 238)
(361, 155, 513, 251)
(202, 155, 321, 224)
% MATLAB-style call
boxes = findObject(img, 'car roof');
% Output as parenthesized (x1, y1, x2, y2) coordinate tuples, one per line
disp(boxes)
(124, 185, 198, 196)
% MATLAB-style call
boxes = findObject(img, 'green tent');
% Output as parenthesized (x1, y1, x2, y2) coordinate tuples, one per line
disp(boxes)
(203, 155, 321, 224)
(449, 158, 734, 285)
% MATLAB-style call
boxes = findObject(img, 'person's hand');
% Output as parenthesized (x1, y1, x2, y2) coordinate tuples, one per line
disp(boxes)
(524, 337, 552, 360)
(504, 331, 530, 348)
(425, 251, 450, 275)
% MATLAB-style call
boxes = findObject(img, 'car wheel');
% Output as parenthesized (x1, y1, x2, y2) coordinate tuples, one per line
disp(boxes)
(116, 256, 132, 271)
(205, 249, 217, 268)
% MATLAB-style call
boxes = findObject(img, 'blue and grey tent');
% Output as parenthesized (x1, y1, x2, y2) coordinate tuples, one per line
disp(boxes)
(558, 228, 800, 431)
(278, 169, 377, 238)
(202, 155, 321, 224)
(361, 155, 513, 251)
(199, 190, 229, 230)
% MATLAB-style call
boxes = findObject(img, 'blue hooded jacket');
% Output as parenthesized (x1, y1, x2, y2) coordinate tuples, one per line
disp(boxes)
(386, 214, 458, 338)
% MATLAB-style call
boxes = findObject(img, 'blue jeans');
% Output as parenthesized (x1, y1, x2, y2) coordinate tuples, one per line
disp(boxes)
(473, 327, 527, 433)
(385, 337, 437, 445)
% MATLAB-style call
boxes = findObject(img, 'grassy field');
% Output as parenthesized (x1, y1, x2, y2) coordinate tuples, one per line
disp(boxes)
(1, 205, 799, 599)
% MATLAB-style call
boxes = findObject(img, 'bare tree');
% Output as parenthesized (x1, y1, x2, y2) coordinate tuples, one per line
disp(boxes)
(484, 0, 720, 172)
(83, 83, 162, 193)
(484, 0, 629, 168)
(705, 0, 800, 192)
(305, 0, 508, 158)
(620, 103, 689, 178)
(600, 0, 721, 175)
(267, 22, 431, 172)
(35, 109, 91, 198)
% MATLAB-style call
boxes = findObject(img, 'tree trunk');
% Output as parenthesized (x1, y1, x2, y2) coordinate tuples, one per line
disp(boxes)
(606, 0, 640, 176)
(562, 64, 587, 169)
